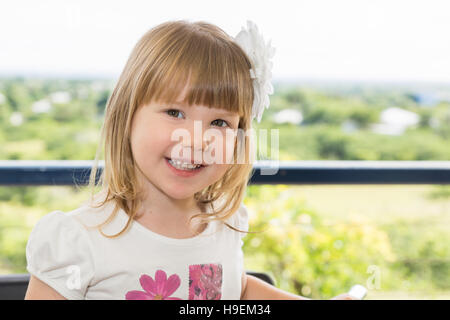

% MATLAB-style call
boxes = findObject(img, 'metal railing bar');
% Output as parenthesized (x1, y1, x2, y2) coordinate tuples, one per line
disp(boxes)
(0, 160, 450, 185)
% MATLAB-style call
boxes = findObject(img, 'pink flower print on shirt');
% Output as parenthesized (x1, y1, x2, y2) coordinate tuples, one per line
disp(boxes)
(125, 270, 182, 300)
(189, 264, 223, 300)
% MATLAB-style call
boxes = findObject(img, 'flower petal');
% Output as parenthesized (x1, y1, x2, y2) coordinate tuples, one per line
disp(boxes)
(154, 270, 167, 295)
(163, 274, 181, 297)
(125, 290, 154, 300)
(139, 274, 157, 295)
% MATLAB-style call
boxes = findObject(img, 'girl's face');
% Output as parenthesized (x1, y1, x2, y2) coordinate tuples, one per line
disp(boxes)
(130, 92, 241, 201)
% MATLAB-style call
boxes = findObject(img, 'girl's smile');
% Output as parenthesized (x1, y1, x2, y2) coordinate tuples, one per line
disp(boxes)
(164, 156, 207, 178)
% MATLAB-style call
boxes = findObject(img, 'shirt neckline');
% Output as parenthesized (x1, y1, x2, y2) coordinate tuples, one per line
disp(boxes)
(116, 205, 216, 246)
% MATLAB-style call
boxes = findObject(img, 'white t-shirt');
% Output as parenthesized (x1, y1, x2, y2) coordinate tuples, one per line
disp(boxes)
(25, 198, 249, 300)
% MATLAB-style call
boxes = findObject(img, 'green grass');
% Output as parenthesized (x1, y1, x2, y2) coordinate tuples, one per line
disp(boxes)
(289, 184, 450, 227)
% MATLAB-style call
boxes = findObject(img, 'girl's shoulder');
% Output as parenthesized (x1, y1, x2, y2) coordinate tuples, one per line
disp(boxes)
(26, 207, 98, 262)
(29, 200, 116, 236)
(26, 197, 123, 259)
(25, 206, 103, 299)
(29, 209, 89, 242)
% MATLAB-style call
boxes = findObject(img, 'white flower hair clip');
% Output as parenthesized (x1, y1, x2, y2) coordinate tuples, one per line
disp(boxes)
(234, 20, 276, 123)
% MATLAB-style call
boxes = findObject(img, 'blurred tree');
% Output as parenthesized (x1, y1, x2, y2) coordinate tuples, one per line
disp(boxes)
(96, 89, 110, 116)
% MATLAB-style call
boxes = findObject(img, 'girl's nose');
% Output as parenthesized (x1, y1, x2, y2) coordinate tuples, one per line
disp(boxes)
(181, 121, 212, 152)
(182, 136, 212, 152)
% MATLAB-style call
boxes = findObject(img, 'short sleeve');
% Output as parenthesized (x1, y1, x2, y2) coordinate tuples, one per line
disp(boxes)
(26, 211, 95, 300)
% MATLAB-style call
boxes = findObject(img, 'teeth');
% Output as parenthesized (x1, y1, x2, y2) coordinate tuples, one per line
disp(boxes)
(168, 159, 201, 170)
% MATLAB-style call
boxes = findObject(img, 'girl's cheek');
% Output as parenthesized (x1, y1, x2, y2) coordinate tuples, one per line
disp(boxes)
(215, 129, 234, 164)
(202, 131, 235, 165)
(153, 123, 175, 146)
(223, 134, 236, 164)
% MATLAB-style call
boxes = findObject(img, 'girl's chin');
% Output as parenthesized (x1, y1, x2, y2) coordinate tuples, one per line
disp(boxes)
(162, 179, 213, 201)
(164, 189, 199, 201)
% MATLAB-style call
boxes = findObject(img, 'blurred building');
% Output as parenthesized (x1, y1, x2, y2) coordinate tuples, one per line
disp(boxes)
(370, 107, 420, 135)
(272, 109, 303, 125)
(49, 91, 71, 104)
(31, 99, 52, 113)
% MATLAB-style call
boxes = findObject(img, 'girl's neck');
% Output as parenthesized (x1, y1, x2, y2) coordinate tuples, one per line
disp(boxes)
(136, 195, 202, 217)
(129, 167, 208, 237)
(133, 166, 203, 216)
(131, 196, 208, 239)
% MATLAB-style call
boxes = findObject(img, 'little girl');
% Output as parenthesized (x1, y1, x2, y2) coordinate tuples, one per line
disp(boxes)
(24, 19, 355, 300)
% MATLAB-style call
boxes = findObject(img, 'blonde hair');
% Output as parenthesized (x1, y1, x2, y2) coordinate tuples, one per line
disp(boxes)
(87, 19, 256, 238)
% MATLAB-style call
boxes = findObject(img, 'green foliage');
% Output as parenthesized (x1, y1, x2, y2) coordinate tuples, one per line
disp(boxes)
(243, 185, 450, 298)
(348, 107, 378, 129)
(426, 185, 450, 200)
(243, 185, 397, 299)
(382, 221, 450, 290)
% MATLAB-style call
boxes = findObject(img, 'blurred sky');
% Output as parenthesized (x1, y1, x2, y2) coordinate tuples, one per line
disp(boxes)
(1, 0, 450, 84)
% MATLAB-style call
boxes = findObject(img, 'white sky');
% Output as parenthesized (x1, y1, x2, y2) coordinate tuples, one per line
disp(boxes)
(1, 0, 450, 83)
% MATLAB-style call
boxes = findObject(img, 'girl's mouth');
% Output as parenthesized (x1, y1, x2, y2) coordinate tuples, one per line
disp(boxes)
(164, 157, 206, 177)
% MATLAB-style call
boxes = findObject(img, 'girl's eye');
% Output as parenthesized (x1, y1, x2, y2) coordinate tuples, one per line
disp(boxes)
(165, 109, 229, 127)
(211, 119, 229, 128)
(166, 109, 183, 119)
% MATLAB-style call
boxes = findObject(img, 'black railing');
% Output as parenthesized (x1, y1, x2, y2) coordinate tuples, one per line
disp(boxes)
(1, 159, 450, 299)
(1, 160, 450, 185)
